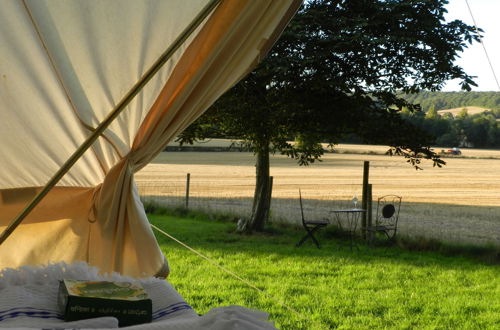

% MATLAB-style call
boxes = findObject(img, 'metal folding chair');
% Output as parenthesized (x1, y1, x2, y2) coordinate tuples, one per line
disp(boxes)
(296, 189, 329, 248)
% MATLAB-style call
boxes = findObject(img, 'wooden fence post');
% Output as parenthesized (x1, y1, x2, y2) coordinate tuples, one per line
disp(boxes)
(367, 184, 373, 241)
(361, 161, 370, 239)
(185, 173, 190, 209)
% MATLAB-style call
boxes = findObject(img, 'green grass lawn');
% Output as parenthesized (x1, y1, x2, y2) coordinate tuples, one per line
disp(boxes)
(149, 213, 500, 329)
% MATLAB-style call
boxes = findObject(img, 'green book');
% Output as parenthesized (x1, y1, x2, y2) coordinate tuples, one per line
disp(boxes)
(58, 279, 152, 327)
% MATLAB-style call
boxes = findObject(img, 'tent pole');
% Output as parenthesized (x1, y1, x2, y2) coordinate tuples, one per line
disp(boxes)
(0, 0, 222, 245)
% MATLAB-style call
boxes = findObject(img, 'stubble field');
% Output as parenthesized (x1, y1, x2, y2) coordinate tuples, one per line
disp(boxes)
(136, 142, 500, 247)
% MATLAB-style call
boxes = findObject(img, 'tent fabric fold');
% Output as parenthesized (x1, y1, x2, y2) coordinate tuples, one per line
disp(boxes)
(0, 0, 301, 277)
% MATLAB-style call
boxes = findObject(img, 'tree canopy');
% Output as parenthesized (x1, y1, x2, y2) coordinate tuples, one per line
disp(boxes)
(178, 0, 480, 232)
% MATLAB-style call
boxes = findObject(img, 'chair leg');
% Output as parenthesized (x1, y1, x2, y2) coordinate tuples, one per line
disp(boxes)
(367, 230, 388, 248)
(296, 226, 323, 249)
(309, 228, 322, 249)
(366, 230, 374, 247)
(296, 233, 310, 247)
(384, 229, 397, 244)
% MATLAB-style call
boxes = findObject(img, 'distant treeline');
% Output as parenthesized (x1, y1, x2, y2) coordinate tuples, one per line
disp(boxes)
(402, 91, 500, 112)
(213, 92, 500, 149)
(399, 92, 500, 148)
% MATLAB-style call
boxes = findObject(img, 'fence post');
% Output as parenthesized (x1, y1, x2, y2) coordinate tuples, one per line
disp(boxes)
(185, 173, 190, 209)
(367, 184, 372, 241)
(361, 161, 370, 239)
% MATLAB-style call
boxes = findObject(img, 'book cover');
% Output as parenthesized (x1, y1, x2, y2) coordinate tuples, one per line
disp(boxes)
(58, 279, 152, 326)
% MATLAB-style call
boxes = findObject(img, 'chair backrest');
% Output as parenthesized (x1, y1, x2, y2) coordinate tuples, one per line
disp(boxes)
(298, 189, 306, 225)
(375, 195, 402, 228)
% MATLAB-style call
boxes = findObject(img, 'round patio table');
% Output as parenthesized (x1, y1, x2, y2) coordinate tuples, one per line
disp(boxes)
(330, 208, 366, 250)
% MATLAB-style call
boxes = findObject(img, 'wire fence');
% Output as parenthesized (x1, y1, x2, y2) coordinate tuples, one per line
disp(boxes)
(137, 175, 500, 248)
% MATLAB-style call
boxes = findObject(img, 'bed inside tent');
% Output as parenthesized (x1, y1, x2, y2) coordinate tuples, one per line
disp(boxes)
(0, 0, 301, 328)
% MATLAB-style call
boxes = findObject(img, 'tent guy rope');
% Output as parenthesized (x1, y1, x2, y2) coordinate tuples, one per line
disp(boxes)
(464, 0, 500, 91)
(0, 0, 222, 246)
(150, 224, 313, 323)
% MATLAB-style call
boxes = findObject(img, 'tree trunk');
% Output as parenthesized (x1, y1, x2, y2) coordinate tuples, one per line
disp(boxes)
(242, 143, 271, 233)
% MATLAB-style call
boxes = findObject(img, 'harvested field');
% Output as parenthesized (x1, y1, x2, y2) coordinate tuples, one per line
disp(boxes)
(437, 106, 490, 117)
(136, 143, 500, 247)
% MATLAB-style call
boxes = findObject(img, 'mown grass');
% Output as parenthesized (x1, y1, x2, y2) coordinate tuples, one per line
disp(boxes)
(149, 213, 500, 329)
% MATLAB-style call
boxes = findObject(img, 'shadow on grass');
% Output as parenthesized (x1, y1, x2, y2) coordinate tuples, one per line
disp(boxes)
(141, 194, 500, 249)
(148, 211, 500, 270)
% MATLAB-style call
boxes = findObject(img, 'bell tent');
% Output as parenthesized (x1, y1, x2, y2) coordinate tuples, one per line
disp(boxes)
(0, 0, 301, 278)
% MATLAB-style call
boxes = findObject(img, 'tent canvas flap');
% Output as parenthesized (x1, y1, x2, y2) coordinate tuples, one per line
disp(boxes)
(0, 0, 301, 277)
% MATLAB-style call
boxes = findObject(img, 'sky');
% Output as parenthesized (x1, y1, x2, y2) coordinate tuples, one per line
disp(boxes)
(443, 0, 500, 92)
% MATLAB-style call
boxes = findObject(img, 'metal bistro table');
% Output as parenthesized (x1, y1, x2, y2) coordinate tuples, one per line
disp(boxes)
(330, 208, 366, 250)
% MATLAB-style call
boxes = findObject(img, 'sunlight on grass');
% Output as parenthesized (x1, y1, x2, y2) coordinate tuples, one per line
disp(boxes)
(150, 214, 500, 329)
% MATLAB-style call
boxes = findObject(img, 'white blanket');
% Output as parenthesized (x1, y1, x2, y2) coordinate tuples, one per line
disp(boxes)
(0, 262, 276, 330)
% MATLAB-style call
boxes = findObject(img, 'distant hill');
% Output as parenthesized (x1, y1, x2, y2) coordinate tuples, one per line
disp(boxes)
(401, 91, 500, 112)
(437, 106, 491, 117)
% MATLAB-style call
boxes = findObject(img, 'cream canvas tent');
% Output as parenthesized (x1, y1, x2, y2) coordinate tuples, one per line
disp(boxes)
(0, 0, 301, 278)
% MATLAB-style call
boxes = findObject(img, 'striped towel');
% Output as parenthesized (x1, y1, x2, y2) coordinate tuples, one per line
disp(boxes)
(0, 262, 276, 329)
